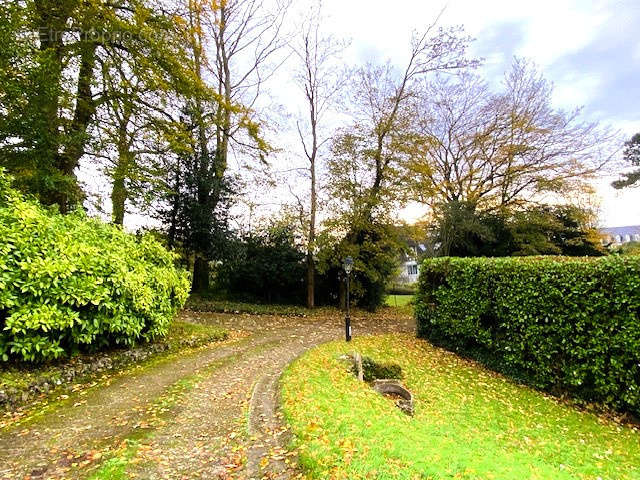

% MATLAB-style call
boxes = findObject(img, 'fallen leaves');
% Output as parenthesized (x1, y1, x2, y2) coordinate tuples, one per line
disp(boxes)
(281, 334, 640, 480)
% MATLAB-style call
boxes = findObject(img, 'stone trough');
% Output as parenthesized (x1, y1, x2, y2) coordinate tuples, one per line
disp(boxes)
(372, 379, 414, 416)
(347, 352, 415, 416)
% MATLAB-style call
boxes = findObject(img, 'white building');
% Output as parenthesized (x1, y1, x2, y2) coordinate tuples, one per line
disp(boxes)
(397, 243, 426, 284)
(398, 260, 420, 283)
(600, 226, 640, 246)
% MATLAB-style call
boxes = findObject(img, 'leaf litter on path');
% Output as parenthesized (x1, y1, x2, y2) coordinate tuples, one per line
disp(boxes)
(0, 309, 415, 480)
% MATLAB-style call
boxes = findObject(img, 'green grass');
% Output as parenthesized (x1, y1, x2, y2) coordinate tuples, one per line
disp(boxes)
(87, 439, 140, 480)
(384, 294, 414, 307)
(0, 320, 227, 412)
(281, 334, 640, 480)
(185, 295, 316, 316)
(86, 342, 274, 479)
(85, 372, 203, 480)
(165, 319, 228, 347)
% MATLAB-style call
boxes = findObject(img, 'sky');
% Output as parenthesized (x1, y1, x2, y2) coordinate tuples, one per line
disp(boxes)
(88, 0, 640, 230)
(309, 0, 640, 227)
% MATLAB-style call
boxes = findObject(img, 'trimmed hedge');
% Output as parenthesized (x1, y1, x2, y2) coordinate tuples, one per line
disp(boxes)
(415, 256, 640, 415)
(0, 169, 190, 362)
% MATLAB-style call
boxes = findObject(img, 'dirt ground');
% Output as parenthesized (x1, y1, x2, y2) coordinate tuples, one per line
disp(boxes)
(0, 308, 414, 480)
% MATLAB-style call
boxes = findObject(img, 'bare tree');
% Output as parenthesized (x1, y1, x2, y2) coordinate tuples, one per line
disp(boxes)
(169, 0, 288, 291)
(203, 0, 290, 170)
(319, 21, 477, 310)
(328, 22, 478, 222)
(291, 3, 348, 308)
(409, 59, 617, 213)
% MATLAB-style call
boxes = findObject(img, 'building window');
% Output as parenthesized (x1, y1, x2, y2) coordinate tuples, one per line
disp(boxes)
(407, 264, 418, 275)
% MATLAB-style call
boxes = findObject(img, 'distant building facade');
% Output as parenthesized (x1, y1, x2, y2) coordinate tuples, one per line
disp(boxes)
(397, 242, 427, 284)
(600, 226, 640, 246)
(399, 260, 420, 283)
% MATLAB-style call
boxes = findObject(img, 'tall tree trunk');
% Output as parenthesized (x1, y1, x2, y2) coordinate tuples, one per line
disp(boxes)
(167, 166, 181, 249)
(192, 255, 209, 292)
(111, 122, 131, 226)
(59, 41, 97, 173)
(35, 5, 63, 152)
(295, 11, 346, 308)
(214, 2, 232, 187)
(33, 0, 69, 206)
(188, 0, 211, 293)
(306, 253, 315, 308)
(306, 121, 317, 308)
(111, 175, 126, 226)
(47, 38, 97, 212)
(36, 0, 97, 212)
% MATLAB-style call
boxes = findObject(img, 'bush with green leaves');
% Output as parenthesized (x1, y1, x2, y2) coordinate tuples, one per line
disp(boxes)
(0, 169, 190, 362)
(215, 223, 306, 304)
(316, 222, 402, 311)
(416, 256, 640, 415)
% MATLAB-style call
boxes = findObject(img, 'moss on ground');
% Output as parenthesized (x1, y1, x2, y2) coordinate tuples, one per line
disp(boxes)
(86, 340, 282, 479)
(0, 320, 228, 417)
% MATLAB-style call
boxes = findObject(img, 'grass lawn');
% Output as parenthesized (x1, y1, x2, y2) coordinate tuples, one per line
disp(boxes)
(384, 294, 414, 307)
(281, 334, 640, 480)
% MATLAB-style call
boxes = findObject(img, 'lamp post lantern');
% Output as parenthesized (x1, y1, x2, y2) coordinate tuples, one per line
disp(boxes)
(343, 256, 353, 342)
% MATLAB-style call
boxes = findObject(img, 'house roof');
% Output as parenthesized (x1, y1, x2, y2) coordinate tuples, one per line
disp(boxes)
(405, 239, 427, 252)
(600, 225, 640, 237)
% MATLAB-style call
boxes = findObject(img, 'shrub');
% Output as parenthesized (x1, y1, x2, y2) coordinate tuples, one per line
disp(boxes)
(0, 169, 190, 362)
(215, 224, 306, 304)
(355, 356, 403, 382)
(431, 201, 607, 257)
(415, 256, 640, 415)
(387, 283, 417, 295)
(316, 222, 402, 311)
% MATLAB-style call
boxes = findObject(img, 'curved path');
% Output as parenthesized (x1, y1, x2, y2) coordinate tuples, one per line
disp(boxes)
(0, 310, 413, 480)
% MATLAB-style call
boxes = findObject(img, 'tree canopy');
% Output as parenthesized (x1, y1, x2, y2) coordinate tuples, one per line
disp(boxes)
(613, 133, 640, 189)
(0, 1, 621, 308)
(408, 59, 615, 212)
(0, 0, 200, 211)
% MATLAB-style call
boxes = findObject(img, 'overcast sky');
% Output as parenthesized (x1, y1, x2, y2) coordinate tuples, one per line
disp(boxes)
(99, 0, 640, 230)
(310, 0, 640, 227)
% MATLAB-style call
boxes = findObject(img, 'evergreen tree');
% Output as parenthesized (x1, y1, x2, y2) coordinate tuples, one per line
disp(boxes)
(613, 133, 640, 189)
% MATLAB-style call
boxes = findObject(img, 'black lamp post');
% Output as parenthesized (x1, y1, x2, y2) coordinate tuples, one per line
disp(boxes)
(343, 256, 353, 342)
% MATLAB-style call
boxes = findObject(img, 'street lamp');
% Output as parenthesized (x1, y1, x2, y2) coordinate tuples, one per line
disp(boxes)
(343, 256, 353, 342)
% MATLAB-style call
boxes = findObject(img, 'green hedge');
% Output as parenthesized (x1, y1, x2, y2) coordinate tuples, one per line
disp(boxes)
(387, 282, 417, 295)
(415, 256, 640, 414)
(0, 170, 190, 362)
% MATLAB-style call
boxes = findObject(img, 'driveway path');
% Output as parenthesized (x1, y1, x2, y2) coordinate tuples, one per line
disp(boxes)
(0, 309, 413, 480)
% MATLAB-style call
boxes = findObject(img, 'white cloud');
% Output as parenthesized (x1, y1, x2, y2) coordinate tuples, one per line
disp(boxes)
(552, 73, 602, 110)
(315, 0, 639, 227)
(594, 175, 640, 227)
